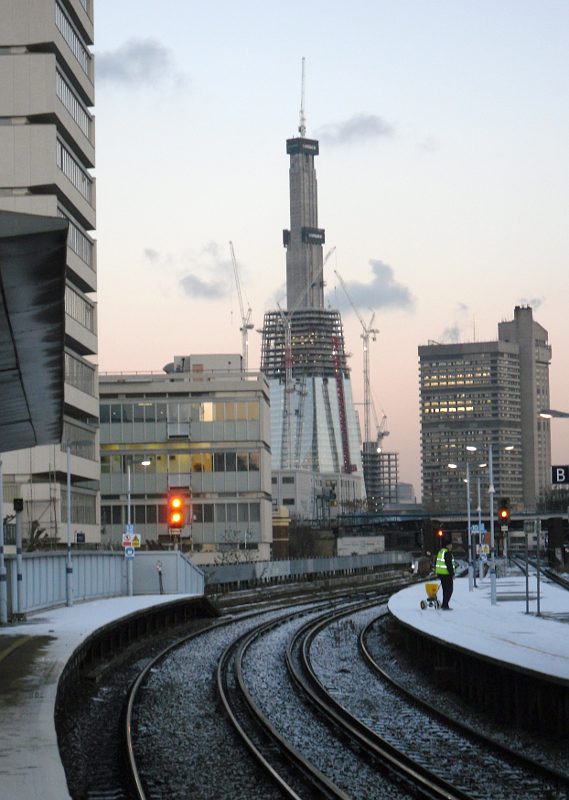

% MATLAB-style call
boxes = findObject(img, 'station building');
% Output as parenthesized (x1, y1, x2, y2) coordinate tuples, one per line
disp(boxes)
(99, 355, 273, 564)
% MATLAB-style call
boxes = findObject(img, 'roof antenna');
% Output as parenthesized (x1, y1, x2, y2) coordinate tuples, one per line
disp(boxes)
(298, 56, 306, 137)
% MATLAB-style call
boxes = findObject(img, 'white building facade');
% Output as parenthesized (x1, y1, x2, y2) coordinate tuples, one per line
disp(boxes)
(99, 356, 273, 564)
(0, 0, 99, 543)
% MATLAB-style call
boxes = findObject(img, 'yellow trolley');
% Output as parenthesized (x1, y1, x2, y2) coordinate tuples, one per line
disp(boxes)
(420, 581, 440, 610)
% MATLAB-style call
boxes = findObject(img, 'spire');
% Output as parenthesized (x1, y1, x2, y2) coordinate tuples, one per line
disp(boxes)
(298, 56, 306, 137)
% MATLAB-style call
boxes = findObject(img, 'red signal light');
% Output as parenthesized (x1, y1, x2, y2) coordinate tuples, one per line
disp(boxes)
(436, 528, 444, 538)
(167, 492, 185, 529)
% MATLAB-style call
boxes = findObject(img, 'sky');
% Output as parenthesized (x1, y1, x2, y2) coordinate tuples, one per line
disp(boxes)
(93, 1, 569, 497)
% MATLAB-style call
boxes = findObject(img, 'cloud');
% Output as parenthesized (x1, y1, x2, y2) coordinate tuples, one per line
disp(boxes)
(97, 38, 186, 89)
(180, 273, 228, 300)
(440, 325, 461, 343)
(316, 114, 394, 147)
(144, 248, 159, 263)
(179, 241, 233, 301)
(519, 297, 544, 311)
(331, 259, 414, 314)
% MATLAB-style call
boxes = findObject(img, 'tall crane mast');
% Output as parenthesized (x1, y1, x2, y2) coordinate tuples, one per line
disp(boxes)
(334, 270, 379, 446)
(229, 241, 254, 371)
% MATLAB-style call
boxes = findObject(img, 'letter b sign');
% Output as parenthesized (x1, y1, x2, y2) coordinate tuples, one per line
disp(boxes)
(552, 466, 569, 484)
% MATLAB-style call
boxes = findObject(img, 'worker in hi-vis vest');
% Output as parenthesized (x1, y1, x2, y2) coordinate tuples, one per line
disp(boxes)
(435, 537, 455, 610)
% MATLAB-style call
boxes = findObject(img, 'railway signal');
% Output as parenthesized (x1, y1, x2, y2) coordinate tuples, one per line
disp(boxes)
(498, 498, 510, 524)
(167, 489, 186, 530)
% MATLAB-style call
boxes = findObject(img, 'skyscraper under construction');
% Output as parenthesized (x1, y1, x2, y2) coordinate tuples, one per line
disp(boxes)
(260, 86, 364, 518)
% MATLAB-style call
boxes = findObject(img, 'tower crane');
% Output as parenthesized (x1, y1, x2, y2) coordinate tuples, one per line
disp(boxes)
(371, 397, 390, 451)
(229, 241, 254, 371)
(334, 269, 380, 447)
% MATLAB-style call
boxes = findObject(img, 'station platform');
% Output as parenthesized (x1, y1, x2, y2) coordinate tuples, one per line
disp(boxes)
(0, 595, 202, 800)
(388, 572, 569, 683)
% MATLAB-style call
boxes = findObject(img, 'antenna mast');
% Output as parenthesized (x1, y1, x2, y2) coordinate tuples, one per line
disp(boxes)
(298, 56, 306, 137)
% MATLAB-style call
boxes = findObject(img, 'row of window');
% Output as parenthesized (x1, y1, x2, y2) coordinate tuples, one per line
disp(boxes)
(55, 2, 91, 76)
(56, 69, 91, 138)
(102, 502, 261, 526)
(58, 208, 93, 266)
(65, 352, 96, 396)
(101, 451, 260, 474)
(100, 400, 259, 424)
(61, 422, 96, 460)
(65, 285, 95, 332)
(56, 139, 92, 202)
(61, 491, 96, 524)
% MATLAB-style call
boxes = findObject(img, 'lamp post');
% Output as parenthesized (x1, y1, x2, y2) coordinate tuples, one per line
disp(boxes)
(0, 455, 6, 625)
(66, 443, 73, 606)
(449, 444, 477, 591)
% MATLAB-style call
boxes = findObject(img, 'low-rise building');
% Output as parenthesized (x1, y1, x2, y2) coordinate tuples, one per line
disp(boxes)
(99, 355, 272, 564)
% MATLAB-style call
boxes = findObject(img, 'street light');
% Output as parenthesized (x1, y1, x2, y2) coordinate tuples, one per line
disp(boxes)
(449, 443, 477, 591)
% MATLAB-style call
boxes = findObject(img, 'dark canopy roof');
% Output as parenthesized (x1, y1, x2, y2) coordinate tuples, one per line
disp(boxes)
(0, 210, 67, 452)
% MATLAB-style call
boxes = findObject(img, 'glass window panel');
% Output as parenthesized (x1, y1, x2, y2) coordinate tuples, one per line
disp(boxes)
(146, 505, 157, 524)
(236, 402, 248, 420)
(227, 503, 237, 522)
(155, 455, 168, 474)
(133, 403, 145, 422)
(225, 402, 236, 420)
(214, 402, 225, 421)
(101, 505, 111, 524)
(203, 504, 213, 523)
(193, 505, 203, 523)
(214, 453, 225, 472)
(237, 452, 248, 472)
(247, 401, 259, 420)
(134, 505, 145, 524)
(201, 402, 214, 422)
(111, 506, 122, 524)
(225, 452, 236, 472)
(122, 404, 133, 422)
(110, 455, 121, 474)
(101, 455, 110, 474)
(110, 405, 121, 422)
(100, 404, 110, 423)
(238, 503, 248, 522)
(145, 403, 156, 422)
(250, 503, 260, 522)
(191, 453, 203, 472)
(156, 404, 167, 421)
(175, 453, 189, 473)
(216, 505, 226, 523)
(249, 452, 260, 471)
(202, 453, 213, 472)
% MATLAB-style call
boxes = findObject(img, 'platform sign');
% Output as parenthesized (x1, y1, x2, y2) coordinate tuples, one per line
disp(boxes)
(124, 546, 135, 559)
(552, 466, 569, 484)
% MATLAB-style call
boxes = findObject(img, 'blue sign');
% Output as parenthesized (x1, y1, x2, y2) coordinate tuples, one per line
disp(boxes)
(124, 546, 135, 559)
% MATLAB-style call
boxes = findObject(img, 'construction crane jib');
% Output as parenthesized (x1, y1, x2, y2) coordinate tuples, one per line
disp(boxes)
(229, 241, 254, 371)
(334, 270, 379, 447)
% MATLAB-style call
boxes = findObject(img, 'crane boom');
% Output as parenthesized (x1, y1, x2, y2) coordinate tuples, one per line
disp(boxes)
(229, 241, 253, 370)
(334, 269, 380, 446)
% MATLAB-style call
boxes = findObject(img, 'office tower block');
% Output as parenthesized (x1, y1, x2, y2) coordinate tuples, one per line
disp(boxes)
(0, 0, 99, 542)
(419, 306, 551, 514)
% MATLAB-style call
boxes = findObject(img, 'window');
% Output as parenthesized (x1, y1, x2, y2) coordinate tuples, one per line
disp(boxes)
(56, 140, 92, 203)
(65, 285, 95, 331)
(282, 498, 295, 506)
(58, 209, 93, 266)
(65, 352, 95, 395)
(55, 2, 92, 76)
(282, 476, 295, 484)
(56, 70, 92, 138)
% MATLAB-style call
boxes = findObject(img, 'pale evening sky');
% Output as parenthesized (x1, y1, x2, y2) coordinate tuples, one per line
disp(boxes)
(93, 1, 569, 497)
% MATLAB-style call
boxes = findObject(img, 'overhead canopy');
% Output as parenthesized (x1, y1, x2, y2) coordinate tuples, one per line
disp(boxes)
(0, 210, 67, 452)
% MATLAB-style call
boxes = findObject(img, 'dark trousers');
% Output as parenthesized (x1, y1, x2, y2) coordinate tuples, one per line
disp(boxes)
(440, 575, 453, 608)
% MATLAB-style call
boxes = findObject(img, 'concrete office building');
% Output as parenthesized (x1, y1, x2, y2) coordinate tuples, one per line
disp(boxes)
(419, 306, 551, 514)
(99, 355, 273, 564)
(260, 109, 365, 518)
(0, 1, 99, 542)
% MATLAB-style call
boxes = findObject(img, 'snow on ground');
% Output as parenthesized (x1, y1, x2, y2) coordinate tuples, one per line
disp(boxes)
(389, 573, 569, 681)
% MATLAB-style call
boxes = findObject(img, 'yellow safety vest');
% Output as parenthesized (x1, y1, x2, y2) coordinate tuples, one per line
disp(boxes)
(435, 548, 449, 575)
